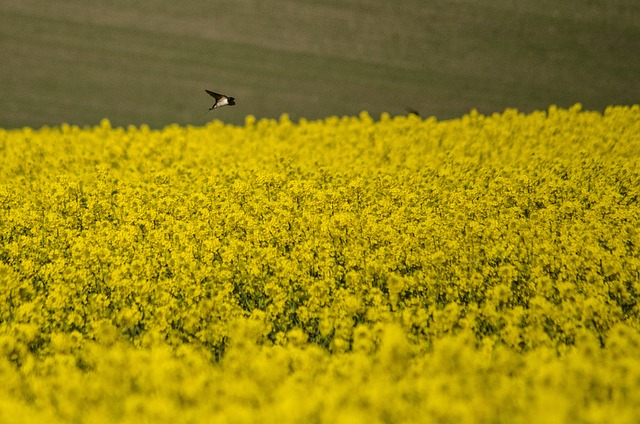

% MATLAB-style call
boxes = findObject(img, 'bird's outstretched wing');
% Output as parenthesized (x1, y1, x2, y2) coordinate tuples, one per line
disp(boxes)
(205, 90, 224, 101)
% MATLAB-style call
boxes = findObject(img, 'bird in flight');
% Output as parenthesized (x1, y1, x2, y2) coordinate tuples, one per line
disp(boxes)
(205, 89, 236, 110)
(405, 107, 420, 117)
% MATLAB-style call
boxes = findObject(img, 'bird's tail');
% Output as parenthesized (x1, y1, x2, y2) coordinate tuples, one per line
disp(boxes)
(197, 108, 213, 118)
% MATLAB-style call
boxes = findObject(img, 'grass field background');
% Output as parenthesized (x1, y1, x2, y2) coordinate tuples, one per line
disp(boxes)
(2, 0, 639, 128)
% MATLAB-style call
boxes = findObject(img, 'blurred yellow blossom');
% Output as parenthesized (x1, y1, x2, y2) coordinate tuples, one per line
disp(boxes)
(1, 106, 639, 422)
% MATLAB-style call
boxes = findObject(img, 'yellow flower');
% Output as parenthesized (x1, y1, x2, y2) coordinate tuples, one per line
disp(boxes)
(1, 105, 639, 422)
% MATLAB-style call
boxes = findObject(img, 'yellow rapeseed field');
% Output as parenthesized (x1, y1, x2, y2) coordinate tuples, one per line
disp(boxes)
(1, 105, 639, 423)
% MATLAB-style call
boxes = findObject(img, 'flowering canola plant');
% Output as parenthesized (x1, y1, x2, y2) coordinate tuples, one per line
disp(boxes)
(1, 105, 640, 423)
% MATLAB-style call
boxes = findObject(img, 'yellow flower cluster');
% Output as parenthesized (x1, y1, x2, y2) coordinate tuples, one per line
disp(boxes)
(1, 105, 639, 423)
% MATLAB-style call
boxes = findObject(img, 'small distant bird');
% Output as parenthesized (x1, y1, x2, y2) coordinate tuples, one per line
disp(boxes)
(405, 107, 420, 117)
(205, 89, 236, 110)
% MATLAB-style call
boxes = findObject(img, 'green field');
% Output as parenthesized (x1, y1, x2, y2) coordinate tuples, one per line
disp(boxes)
(1, 0, 639, 128)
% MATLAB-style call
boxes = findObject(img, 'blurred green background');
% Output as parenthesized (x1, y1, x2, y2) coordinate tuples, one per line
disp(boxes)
(1, 0, 639, 128)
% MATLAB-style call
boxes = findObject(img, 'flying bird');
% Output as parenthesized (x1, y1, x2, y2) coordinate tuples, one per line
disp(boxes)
(205, 89, 236, 110)
(405, 107, 420, 117)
